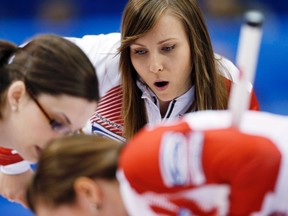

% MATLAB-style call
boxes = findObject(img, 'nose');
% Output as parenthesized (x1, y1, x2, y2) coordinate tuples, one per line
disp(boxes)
(47, 131, 63, 142)
(38, 132, 62, 155)
(149, 54, 163, 73)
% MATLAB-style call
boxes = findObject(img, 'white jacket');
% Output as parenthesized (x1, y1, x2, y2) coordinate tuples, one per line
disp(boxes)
(69, 33, 240, 142)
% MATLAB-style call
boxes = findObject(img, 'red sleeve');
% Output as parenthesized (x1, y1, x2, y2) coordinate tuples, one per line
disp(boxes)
(0, 147, 24, 166)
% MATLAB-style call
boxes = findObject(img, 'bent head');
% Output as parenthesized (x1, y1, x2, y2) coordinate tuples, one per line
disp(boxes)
(27, 134, 127, 216)
(0, 35, 99, 162)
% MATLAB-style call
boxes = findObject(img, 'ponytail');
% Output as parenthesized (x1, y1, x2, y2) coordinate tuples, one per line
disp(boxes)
(0, 40, 19, 119)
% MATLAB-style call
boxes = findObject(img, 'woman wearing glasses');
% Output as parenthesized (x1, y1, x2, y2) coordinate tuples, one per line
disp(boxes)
(0, 34, 99, 206)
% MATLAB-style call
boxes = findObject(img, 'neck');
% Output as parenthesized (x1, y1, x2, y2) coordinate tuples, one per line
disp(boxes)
(98, 179, 129, 216)
(159, 100, 171, 117)
(113, 181, 129, 216)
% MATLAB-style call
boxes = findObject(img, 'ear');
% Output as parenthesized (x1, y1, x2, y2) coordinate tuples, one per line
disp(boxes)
(7, 81, 26, 110)
(74, 177, 102, 204)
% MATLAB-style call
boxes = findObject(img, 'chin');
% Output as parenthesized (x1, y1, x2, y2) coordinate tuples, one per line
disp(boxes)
(22, 151, 39, 163)
(158, 96, 175, 102)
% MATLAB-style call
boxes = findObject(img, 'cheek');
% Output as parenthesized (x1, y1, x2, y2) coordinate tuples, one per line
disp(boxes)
(176, 49, 192, 71)
(177, 55, 193, 81)
(19, 104, 49, 133)
(22, 128, 57, 153)
(184, 57, 193, 76)
(130, 56, 144, 76)
(26, 120, 54, 146)
(20, 115, 61, 150)
(13, 114, 44, 148)
(39, 133, 62, 149)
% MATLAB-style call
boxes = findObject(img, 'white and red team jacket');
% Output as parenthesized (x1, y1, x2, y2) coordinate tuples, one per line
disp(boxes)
(118, 110, 288, 216)
(0, 33, 259, 173)
(71, 33, 259, 141)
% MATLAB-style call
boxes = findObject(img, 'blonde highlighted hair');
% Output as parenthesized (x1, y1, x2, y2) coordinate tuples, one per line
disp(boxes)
(27, 134, 122, 211)
(119, 0, 228, 139)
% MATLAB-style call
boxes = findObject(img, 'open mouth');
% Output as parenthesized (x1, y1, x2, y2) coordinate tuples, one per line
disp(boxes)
(154, 81, 169, 88)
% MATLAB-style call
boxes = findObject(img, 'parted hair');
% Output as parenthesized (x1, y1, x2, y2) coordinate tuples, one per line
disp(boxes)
(27, 134, 122, 211)
(119, 0, 229, 139)
(0, 34, 99, 119)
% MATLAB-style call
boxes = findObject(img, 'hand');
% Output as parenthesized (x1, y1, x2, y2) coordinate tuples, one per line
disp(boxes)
(0, 168, 34, 208)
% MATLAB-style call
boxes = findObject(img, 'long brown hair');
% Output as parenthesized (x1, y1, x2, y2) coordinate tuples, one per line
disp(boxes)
(0, 34, 99, 119)
(27, 134, 122, 211)
(119, 0, 228, 139)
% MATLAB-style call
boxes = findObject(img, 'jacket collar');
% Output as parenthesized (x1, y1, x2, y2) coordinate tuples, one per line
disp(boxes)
(136, 80, 195, 122)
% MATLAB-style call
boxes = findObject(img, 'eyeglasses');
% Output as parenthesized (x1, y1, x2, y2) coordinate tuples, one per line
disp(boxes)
(26, 88, 72, 134)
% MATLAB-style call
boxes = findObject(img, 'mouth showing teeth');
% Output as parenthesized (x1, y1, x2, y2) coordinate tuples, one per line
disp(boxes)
(155, 81, 168, 87)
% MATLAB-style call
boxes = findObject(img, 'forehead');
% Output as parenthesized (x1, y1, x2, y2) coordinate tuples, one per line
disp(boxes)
(135, 11, 187, 43)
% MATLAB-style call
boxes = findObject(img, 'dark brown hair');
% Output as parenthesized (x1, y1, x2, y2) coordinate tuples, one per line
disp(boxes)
(0, 34, 99, 119)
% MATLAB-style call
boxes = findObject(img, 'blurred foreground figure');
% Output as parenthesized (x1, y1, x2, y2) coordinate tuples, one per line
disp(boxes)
(119, 110, 288, 215)
(28, 110, 288, 215)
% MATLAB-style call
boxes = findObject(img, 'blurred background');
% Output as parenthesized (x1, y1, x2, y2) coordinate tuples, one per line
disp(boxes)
(0, 0, 287, 215)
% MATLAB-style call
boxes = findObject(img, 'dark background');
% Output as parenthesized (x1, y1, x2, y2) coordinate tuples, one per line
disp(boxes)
(0, 1, 287, 215)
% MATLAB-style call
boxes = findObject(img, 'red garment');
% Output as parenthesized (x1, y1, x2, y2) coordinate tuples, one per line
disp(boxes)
(0, 147, 23, 166)
(119, 111, 288, 216)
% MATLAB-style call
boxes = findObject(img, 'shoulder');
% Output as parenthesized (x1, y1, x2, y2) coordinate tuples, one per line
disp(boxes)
(65, 33, 121, 59)
(214, 53, 239, 82)
(66, 33, 121, 94)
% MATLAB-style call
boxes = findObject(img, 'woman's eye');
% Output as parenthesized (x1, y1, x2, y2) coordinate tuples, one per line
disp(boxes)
(50, 119, 70, 133)
(134, 49, 147, 55)
(51, 120, 64, 130)
(162, 45, 175, 52)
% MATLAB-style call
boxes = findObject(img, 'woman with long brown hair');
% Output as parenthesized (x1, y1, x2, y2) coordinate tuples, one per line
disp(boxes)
(70, 0, 259, 141)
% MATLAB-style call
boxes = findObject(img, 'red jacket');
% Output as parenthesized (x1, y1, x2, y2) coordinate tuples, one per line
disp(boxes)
(119, 111, 288, 216)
